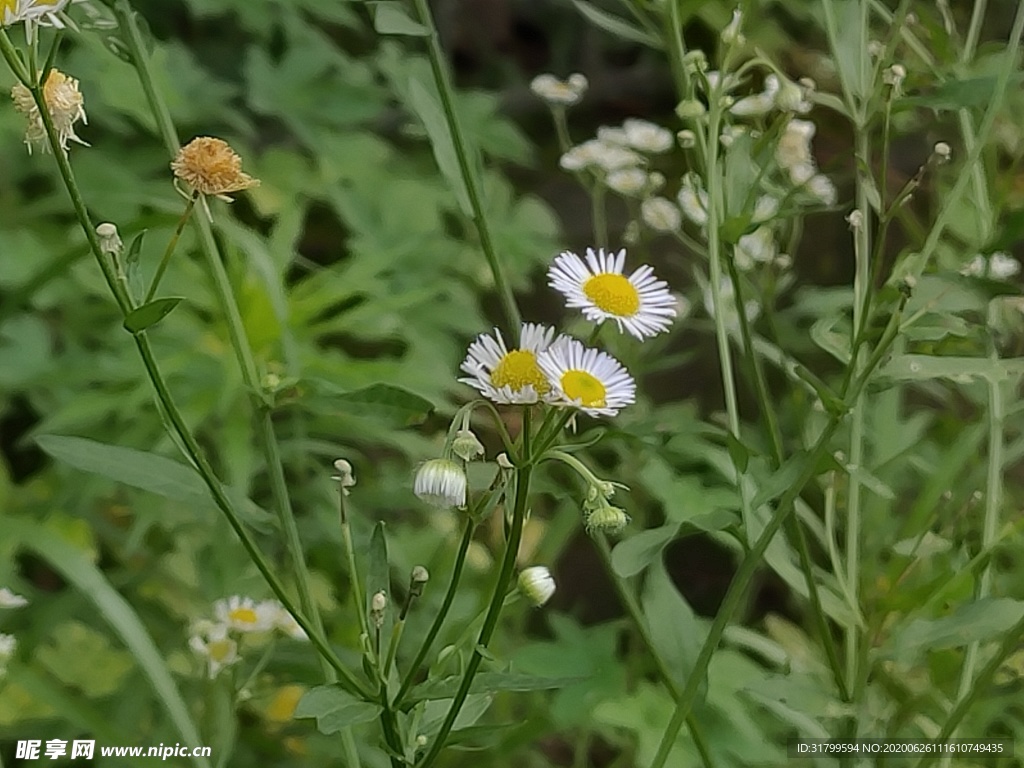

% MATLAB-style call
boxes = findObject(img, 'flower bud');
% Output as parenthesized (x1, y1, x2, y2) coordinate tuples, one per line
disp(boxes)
(675, 100, 707, 120)
(414, 458, 467, 508)
(720, 9, 745, 46)
(452, 429, 485, 462)
(96, 222, 122, 257)
(332, 458, 356, 495)
(933, 141, 951, 162)
(409, 566, 430, 600)
(370, 591, 388, 628)
(585, 503, 630, 535)
(677, 129, 697, 149)
(518, 566, 556, 607)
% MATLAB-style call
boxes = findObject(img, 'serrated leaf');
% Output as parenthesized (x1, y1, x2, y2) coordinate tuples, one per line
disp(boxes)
(371, 1, 429, 35)
(571, 1, 662, 48)
(123, 297, 184, 333)
(407, 672, 582, 703)
(611, 524, 680, 578)
(294, 686, 382, 734)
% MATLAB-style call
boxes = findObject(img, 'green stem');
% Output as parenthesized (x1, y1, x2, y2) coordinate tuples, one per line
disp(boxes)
(592, 535, 718, 768)
(648, 298, 907, 768)
(145, 192, 197, 302)
(3, 9, 369, 703)
(112, 0, 327, 666)
(395, 516, 476, 707)
(339, 488, 371, 643)
(914, 610, 1024, 768)
(591, 182, 608, 248)
(409, 0, 522, 336)
(416, 463, 533, 767)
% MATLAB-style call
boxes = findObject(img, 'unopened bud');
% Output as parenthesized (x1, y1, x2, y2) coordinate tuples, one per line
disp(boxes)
(518, 566, 555, 607)
(933, 141, 951, 162)
(96, 222, 122, 256)
(496, 453, 514, 470)
(370, 591, 387, 627)
(677, 129, 696, 148)
(332, 459, 356, 495)
(675, 100, 707, 120)
(846, 210, 864, 229)
(452, 428, 485, 462)
(585, 503, 630, 535)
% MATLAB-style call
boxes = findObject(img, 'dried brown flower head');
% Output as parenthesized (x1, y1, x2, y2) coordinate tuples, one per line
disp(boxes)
(11, 68, 88, 155)
(171, 137, 259, 200)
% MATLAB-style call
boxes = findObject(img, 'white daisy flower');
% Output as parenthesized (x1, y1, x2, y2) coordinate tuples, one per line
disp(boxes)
(530, 73, 588, 106)
(537, 337, 636, 417)
(213, 596, 275, 633)
(189, 621, 240, 679)
(1, 0, 73, 29)
(518, 567, 555, 606)
(548, 248, 677, 339)
(414, 458, 467, 509)
(0, 588, 28, 608)
(460, 323, 558, 404)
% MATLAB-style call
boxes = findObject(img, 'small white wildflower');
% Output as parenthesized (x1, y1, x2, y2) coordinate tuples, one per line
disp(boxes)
(621, 118, 674, 153)
(641, 197, 682, 232)
(189, 622, 239, 678)
(1, 0, 74, 31)
(451, 429, 485, 462)
(605, 168, 649, 196)
(518, 566, 556, 606)
(752, 195, 780, 223)
(11, 68, 88, 155)
(730, 74, 780, 117)
(414, 458, 467, 508)
(677, 174, 709, 226)
(776, 118, 818, 185)
(734, 227, 776, 270)
(538, 337, 637, 417)
(807, 174, 837, 206)
(677, 129, 697, 148)
(961, 254, 987, 277)
(776, 76, 813, 113)
(530, 73, 588, 106)
(560, 139, 644, 173)
(214, 596, 276, 633)
(0, 588, 28, 608)
(270, 604, 309, 641)
(989, 252, 1021, 280)
(460, 323, 558, 404)
(721, 8, 745, 46)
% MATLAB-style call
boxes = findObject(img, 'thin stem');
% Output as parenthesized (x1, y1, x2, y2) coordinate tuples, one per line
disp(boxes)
(112, 0, 328, 667)
(395, 516, 476, 707)
(339, 488, 370, 642)
(409, 0, 522, 336)
(592, 535, 718, 768)
(591, 183, 608, 248)
(417, 462, 533, 767)
(648, 298, 907, 768)
(146, 193, 197, 302)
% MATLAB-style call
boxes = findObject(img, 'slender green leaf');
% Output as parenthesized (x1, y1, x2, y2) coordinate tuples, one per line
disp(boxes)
(35, 434, 272, 529)
(892, 599, 1024, 663)
(642, 561, 706, 699)
(371, 1, 429, 35)
(407, 76, 473, 215)
(366, 521, 392, 637)
(571, 1, 662, 48)
(123, 297, 184, 333)
(407, 672, 582, 703)
(6, 518, 210, 768)
(294, 686, 383, 734)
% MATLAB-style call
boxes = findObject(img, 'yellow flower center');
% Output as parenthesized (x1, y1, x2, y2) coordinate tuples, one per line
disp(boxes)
(561, 370, 607, 407)
(583, 273, 640, 317)
(228, 607, 258, 625)
(208, 639, 235, 663)
(0, 0, 17, 15)
(490, 350, 550, 394)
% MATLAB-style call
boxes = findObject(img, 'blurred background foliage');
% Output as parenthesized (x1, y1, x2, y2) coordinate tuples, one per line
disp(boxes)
(2, 0, 1024, 766)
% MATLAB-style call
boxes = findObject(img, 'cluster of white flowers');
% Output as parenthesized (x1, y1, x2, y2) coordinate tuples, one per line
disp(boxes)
(961, 252, 1021, 280)
(189, 596, 307, 679)
(1, 0, 77, 31)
